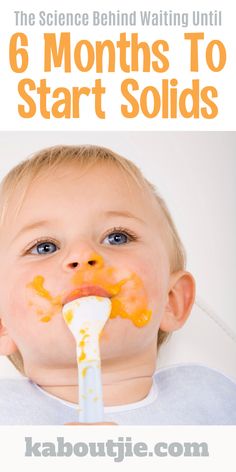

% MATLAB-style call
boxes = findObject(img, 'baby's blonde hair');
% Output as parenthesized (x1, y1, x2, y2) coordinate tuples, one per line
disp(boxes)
(0, 145, 186, 375)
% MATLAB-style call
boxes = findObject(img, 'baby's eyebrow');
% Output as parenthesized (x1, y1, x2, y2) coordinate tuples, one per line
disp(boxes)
(102, 210, 145, 224)
(11, 220, 53, 243)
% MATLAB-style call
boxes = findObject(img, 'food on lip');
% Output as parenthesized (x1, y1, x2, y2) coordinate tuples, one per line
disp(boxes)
(71, 269, 127, 297)
(63, 285, 111, 306)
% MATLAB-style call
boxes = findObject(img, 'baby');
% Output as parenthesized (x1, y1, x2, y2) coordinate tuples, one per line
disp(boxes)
(0, 144, 235, 425)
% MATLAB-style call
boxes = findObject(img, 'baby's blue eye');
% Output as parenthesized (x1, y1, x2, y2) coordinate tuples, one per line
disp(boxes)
(31, 242, 58, 255)
(103, 232, 129, 245)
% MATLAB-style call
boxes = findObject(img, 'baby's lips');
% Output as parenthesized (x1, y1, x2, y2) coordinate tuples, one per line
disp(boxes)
(62, 285, 112, 306)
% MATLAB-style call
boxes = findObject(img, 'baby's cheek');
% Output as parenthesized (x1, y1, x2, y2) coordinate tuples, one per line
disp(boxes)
(5, 282, 49, 333)
(148, 280, 166, 305)
(141, 261, 169, 305)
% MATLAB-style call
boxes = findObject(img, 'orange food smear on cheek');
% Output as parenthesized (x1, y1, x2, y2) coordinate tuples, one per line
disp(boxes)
(110, 274, 152, 327)
(27, 275, 62, 322)
(27, 275, 52, 301)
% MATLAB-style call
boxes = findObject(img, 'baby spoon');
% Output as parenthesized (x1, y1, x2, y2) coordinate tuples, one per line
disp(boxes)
(62, 296, 111, 423)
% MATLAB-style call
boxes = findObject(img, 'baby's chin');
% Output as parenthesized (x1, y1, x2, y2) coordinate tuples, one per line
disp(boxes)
(99, 323, 145, 362)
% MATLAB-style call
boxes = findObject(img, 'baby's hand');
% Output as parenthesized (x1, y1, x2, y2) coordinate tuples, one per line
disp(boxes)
(64, 422, 117, 425)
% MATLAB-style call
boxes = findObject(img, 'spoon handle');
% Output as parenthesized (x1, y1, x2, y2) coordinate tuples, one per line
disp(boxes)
(77, 356, 105, 423)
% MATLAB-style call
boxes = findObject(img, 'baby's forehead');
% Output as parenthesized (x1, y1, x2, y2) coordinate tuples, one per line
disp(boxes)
(36, 161, 162, 214)
(3, 160, 165, 234)
(29, 160, 147, 195)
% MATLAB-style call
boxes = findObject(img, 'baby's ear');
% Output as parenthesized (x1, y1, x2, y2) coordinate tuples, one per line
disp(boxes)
(0, 318, 18, 355)
(160, 271, 195, 333)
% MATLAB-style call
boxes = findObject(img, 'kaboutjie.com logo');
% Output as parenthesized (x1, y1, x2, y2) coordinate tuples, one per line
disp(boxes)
(25, 436, 210, 462)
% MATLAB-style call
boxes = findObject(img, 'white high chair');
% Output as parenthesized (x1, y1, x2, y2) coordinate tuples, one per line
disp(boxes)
(157, 299, 236, 382)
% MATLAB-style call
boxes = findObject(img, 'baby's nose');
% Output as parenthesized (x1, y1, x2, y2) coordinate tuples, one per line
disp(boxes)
(63, 252, 103, 271)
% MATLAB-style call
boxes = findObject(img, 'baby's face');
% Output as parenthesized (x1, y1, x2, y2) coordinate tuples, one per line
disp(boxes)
(0, 163, 171, 374)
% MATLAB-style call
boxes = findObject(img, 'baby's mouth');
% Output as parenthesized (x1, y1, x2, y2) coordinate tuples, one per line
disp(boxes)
(62, 285, 112, 306)
(27, 273, 152, 327)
